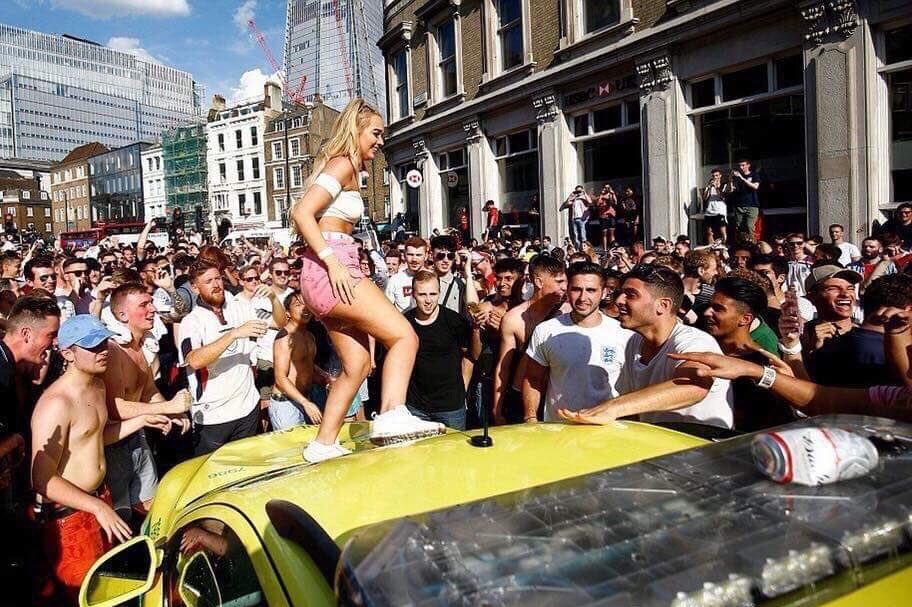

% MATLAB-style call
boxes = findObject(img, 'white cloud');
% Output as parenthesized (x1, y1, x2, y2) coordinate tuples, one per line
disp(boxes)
(233, 0, 256, 32)
(226, 68, 281, 105)
(106, 37, 162, 65)
(50, 0, 191, 18)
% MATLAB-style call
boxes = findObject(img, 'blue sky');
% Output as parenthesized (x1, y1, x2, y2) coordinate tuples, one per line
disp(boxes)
(0, 0, 289, 104)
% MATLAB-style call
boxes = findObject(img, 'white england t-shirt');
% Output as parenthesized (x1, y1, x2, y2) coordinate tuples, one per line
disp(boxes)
(178, 294, 259, 426)
(617, 322, 734, 429)
(252, 287, 294, 364)
(836, 242, 861, 266)
(384, 269, 416, 312)
(527, 313, 634, 421)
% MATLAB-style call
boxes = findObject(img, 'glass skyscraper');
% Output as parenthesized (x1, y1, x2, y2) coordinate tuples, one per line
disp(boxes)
(0, 24, 202, 162)
(284, 0, 385, 117)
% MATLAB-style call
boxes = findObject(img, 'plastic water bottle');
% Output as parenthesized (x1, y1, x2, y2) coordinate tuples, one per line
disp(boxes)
(751, 428, 879, 486)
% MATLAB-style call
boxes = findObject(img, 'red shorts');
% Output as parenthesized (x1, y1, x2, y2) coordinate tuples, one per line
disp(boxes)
(40, 485, 113, 602)
(299, 235, 363, 318)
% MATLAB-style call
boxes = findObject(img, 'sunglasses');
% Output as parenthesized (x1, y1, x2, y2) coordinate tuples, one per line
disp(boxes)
(36, 274, 55, 282)
(272, 269, 289, 276)
(66, 269, 87, 277)
(435, 252, 456, 261)
(788, 241, 804, 246)
(243, 276, 260, 282)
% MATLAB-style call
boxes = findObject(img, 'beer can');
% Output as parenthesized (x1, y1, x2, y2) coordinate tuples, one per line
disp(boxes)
(751, 428, 879, 486)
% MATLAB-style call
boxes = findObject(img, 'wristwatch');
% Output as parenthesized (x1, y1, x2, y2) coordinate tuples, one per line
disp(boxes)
(756, 365, 777, 389)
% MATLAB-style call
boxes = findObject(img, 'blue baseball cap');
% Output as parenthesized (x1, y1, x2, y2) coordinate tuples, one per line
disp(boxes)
(58, 314, 116, 350)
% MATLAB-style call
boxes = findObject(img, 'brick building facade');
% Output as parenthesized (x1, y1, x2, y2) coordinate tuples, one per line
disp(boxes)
(50, 142, 106, 234)
(380, 0, 912, 245)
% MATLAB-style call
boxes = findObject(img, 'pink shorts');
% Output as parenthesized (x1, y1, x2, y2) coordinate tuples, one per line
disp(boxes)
(299, 237, 363, 318)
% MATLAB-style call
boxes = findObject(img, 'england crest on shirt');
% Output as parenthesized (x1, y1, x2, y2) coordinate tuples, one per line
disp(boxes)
(601, 345, 617, 365)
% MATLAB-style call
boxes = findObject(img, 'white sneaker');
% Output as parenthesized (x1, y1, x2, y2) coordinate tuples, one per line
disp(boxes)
(303, 440, 351, 463)
(369, 405, 446, 446)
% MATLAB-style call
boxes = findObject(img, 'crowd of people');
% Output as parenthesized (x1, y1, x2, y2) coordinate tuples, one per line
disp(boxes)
(3, 97, 912, 605)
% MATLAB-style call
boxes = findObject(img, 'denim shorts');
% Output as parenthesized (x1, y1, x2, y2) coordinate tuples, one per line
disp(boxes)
(269, 384, 361, 430)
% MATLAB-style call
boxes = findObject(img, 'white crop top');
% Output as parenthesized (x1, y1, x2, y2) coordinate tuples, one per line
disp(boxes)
(313, 173, 363, 223)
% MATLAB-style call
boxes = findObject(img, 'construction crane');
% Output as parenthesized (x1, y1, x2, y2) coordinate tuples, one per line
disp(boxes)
(330, 0, 354, 97)
(247, 18, 307, 105)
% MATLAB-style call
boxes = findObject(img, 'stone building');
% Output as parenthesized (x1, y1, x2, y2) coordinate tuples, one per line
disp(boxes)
(50, 141, 106, 234)
(141, 144, 166, 221)
(0, 172, 52, 238)
(379, 0, 912, 245)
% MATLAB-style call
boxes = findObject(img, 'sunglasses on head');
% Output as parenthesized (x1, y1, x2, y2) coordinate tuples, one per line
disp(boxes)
(435, 251, 456, 261)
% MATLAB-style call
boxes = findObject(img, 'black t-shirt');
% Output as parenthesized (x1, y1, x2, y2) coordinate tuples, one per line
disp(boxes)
(729, 171, 760, 208)
(405, 307, 471, 413)
(731, 351, 797, 432)
(806, 327, 894, 388)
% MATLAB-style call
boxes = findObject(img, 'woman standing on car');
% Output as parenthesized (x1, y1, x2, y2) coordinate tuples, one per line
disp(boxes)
(291, 98, 443, 463)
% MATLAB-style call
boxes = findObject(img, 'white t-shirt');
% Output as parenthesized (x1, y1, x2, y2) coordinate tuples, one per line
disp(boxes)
(251, 287, 294, 364)
(836, 242, 860, 266)
(178, 295, 259, 426)
(527, 313, 634, 421)
(571, 196, 588, 219)
(617, 322, 733, 429)
(385, 269, 416, 312)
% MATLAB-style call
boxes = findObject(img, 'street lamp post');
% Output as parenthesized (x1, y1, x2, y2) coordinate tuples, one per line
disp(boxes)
(283, 109, 291, 229)
(63, 189, 71, 232)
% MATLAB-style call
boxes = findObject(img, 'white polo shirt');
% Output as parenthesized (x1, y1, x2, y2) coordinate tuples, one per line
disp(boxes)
(251, 287, 294, 364)
(179, 293, 259, 426)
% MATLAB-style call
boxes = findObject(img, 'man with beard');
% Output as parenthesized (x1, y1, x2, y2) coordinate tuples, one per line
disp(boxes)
(559, 264, 733, 429)
(848, 236, 896, 286)
(251, 258, 292, 414)
(524, 262, 632, 422)
(468, 257, 525, 427)
(103, 283, 191, 522)
(493, 254, 567, 424)
(179, 260, 268, 455)
(702, 276, 795, 431)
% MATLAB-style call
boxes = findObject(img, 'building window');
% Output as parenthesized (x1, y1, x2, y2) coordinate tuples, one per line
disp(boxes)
(884, 24, 912, 204)
(496, 0, 523, 71)
(44, 222, 51, 232)
(238, 193, 247, 215)
(236, 159, 245, 182)
(390, 49, 410, 121)
(252, 157, 260, 180)
(291, 165, 302, 188)
(274, 167, 285, 190)
(435, 19, 458, 99)
(22, 191, 30, 199)
(147, 158, 153, 171)
(493, 128, 540, 234)
(582, 0, 619, 34)
(687, 53, 806, 237)
(219, 162, 226, 182)
(235, 129, 243, 149)
(250, 126, 258, 146)
(253, 191, 262, 215)
(218, 133, 225, 151)
(437, 148, 470, 230)
(26, 207, 33, 217)
(290, 138, 301, 157)
(397, 163, 421, 228)
(272, 141, 283, 160)
(44, 208, 50, 217)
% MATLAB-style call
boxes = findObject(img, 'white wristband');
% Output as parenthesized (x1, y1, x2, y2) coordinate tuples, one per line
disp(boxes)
(778, 340, 802, 355)
(756, 365, 777, 389)
(317, 247, 335, 260)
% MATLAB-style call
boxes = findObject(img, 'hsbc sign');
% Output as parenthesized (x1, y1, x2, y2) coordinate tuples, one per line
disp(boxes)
(563, 75, 637, 107)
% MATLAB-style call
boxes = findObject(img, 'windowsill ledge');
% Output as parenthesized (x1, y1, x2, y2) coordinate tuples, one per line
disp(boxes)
(557, 18, 638, 59)
(387, 114, 417, 131)
(479, 61, 537, 93)
(425, 92, 467, 114)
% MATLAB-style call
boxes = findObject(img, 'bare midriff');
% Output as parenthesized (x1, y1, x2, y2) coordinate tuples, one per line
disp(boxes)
(318, 217, 355, 235)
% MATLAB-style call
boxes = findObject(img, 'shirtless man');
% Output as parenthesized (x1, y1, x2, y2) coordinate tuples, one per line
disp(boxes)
(30, 315, 171, 601)
(469, 257, 526, 427)
(270, 292, 322, 429)
(493, 255, 567, 424)
(103, 283, 191, 522)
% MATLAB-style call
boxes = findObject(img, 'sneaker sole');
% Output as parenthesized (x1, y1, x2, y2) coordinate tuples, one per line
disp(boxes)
(369, 427, 446, 447)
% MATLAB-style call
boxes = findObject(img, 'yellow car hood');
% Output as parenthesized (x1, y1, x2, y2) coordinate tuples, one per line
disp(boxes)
(145, 421, 705, 545)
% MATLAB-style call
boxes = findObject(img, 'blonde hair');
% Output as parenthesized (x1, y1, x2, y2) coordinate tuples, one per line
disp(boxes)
(292, 98, 381, 229)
